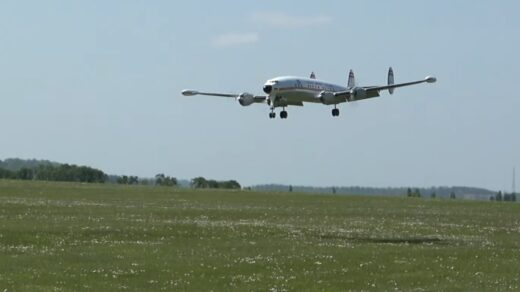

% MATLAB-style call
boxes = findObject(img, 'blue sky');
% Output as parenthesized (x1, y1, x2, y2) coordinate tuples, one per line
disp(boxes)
(1, 1, 519, 190)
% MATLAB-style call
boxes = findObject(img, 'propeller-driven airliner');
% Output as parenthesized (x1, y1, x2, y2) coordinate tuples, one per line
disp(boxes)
(182, 68, 436, 119)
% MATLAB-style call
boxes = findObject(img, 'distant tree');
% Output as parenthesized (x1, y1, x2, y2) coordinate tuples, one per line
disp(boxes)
(1, 161, 105, 183)
(34, 165, 53, 181)
(117, 175, 129, 184)
(191, 177, 208, 188)
(0, 158, 57, 172)
(430, 192, 436, 199)
(128, 176, 139, 185)
(414, 188, 421, 198)
(490, 196, 495, 201)
(289, 185, 293, 192)
(34, 164, 105, 183)
(407, 188, 413, 197)
(208, 179, 214, 188)
(229, 180, 241, 189)
(116, 175, 139, 185)
(332, 187, 337, 194)
(17, 168, 34, 180)
(163, 176, 177, 187)
(497, 192, 516, 203)
(219, 180, 240, 189)
(0, 168, 14, 179)
(190, 177, 240, 189)
(450, 191, 456, 199)
(207, 180, 219, 188)
(496, 191, 503, 201)
(155, 174, 165, 186)
(155, 174, 177, 187)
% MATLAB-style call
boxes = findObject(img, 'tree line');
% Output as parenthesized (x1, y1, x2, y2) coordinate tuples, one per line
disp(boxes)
(0, 164, 106, 183)
(0, 159, 242, 190)
(0, 158, 57, 171)
(110, 174, 240, 189)
(190, 177, 241, 189)
(490, 191, 516, 202)
(406, 187, 457, 199)
(2, 159, 510, 197)
(253, 184, 495, 199)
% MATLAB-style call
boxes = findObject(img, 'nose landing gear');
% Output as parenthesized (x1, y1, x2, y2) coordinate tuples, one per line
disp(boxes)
(331, 106, 340, 117)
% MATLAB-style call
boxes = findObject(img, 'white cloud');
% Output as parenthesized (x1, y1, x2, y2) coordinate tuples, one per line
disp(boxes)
(211, 32, 259, 48)
(250, 11, 333, 29)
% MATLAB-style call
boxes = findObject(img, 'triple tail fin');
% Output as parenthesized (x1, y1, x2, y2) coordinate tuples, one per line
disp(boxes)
(388, 67, 395, 94)
(347, 69, 355, 88)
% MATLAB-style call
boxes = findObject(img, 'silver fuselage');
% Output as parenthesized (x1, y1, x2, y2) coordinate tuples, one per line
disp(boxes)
(265, 76, 347, 107)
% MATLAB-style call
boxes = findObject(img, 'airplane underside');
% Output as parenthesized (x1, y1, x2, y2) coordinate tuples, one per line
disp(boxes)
(269, 90, 341, 119)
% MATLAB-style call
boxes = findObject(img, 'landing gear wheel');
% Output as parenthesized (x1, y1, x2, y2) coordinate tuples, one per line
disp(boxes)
(269, 112, 276, 119)
(280, 110, 288, 119)
(332, 108, 340, 117)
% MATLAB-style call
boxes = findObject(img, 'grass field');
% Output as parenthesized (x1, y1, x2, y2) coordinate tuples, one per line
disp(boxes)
(1, 180, 519, 291)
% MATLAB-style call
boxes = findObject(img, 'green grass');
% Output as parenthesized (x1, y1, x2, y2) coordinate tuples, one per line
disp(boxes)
(1, 180, 519, 291)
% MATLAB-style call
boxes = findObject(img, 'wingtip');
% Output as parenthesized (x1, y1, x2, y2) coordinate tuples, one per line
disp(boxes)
(182, 89, 199, 96)
(425, 76, 437, 83)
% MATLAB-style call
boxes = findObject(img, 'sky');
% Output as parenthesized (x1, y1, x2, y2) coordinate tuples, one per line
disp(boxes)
(1, 1, 519, 191)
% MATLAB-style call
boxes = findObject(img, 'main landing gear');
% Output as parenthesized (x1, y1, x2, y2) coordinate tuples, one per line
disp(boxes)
(331, 106, 340, 117)
(269, 108, 288, 119)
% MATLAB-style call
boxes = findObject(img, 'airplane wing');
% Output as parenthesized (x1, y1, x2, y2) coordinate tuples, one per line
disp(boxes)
(182, 90, 237, 98)
(363, 77, 437, 93)
(181, 89, 266, 105)
(334, 75, 437, 101)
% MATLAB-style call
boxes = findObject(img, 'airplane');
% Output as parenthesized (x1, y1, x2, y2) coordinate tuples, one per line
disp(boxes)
(182, 68, 436, 119)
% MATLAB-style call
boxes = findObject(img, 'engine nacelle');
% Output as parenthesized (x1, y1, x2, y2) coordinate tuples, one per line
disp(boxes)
(237, 92, 255, 106)
(350, 87, 366, 101)
(318, 91, 337, 105)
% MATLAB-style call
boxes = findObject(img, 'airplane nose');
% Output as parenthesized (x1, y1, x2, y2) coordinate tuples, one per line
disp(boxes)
(263, 85, 272, 94)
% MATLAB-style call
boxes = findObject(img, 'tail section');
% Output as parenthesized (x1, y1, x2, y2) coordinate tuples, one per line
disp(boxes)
(388, 67, 395, 94)
(347, 69, 355, 88)
(310, 72, 316, 79)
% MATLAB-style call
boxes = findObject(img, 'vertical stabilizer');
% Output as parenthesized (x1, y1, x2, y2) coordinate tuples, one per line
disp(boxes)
(310, 72, 316, 79)
(388, 67, 395, 94)
(347, 69, 355, 88)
